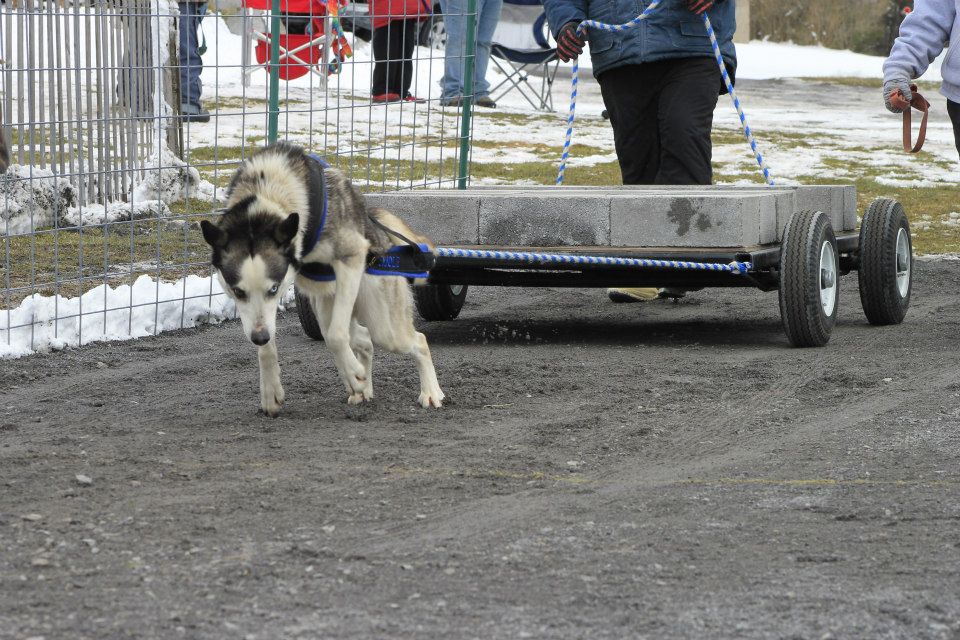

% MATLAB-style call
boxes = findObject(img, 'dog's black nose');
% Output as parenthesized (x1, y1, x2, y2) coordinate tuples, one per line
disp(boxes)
(250, 328, 271, 346)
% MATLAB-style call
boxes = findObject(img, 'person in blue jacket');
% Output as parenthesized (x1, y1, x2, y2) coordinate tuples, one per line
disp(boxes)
(542, 0, 736, 302)
(883, 0, 960, 158)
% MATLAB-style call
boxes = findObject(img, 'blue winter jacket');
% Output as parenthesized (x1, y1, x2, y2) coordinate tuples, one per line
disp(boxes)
(542, 0, 737, 78)
(883, 0, 960, 103)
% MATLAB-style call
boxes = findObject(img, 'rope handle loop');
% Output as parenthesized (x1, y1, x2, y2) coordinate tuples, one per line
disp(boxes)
(892, 84, 930, 154)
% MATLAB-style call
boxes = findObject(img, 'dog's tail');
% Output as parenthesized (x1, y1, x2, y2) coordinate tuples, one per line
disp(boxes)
(369, 208, 435, 251)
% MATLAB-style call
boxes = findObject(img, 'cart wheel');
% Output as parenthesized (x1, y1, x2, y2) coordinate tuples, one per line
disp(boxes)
(414, 284, 468, 321)
(779, 210, 839, 348)
(858, 198, 912, 326)
(294, 286, 324, 341)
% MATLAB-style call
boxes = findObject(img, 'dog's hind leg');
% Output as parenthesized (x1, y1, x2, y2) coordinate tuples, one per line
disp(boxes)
(258, 340, 285, 417)
(326, 256, 369, 400)
(361, 279, 444, 409)
(348, 321, 374, 404)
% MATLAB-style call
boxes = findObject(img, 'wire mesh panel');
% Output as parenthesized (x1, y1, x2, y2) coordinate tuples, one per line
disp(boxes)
(0, 0, 478, 357)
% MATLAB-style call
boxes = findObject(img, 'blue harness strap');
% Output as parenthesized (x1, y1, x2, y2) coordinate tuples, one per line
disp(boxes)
(299, 153, 436, 283)
(302, 153, 331, 258)
(299, 244, 435, 282)
(299, 153, 435, 283)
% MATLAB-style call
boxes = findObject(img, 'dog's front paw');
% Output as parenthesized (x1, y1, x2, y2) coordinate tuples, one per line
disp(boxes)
(260, 378, 286, 417)
(347, 387, 374, 405)
(418, 387, 445, 409)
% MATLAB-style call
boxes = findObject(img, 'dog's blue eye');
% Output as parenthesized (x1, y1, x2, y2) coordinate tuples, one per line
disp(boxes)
(268, 284, 280, 296)
(233, 287, 246, 299)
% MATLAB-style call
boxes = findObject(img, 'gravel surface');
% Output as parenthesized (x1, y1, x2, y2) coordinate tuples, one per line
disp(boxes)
(2, 260, 960, 640)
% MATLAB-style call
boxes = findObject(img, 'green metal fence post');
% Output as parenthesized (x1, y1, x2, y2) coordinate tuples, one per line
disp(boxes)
(267, 0, 282, 144)
(456, 0, 477, 189)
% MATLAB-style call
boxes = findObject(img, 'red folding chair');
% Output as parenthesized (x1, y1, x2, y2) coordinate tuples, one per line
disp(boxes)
(242, 0, 353, 82)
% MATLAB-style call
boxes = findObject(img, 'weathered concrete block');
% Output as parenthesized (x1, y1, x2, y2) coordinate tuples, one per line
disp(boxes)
(479, 195, 610, 246)
(364, 193, 479, 245)
(793, 185, 845, 234)
(841, 185, 859, 232)
(610, 194, 763, 247)
(366, 184, 857, 248)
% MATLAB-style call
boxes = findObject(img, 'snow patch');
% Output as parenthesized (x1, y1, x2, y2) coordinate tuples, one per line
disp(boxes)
(0, 274, 296, 359)
(64, 199, 172, 227)
(0, 165, 77, 235)
(131, 147, 209, 203)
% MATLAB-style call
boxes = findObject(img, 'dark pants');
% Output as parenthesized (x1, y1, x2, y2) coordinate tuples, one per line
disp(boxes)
(372, 19, 418, 97)
(948, 100, 960, 159)
(598, 57, 720, 186)
(178, 1, 207, 113)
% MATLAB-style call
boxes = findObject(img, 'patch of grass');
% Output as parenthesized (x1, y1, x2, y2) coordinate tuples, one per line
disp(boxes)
(203, 95, 276, 111)
(186, 144, 264, 164)
(2, 218, 216, 303)
(797, 77, 941, 92)
(854, 179, 960, 255)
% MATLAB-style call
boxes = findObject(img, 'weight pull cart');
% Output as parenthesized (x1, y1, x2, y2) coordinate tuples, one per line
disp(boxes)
(295, 187, 913, 348)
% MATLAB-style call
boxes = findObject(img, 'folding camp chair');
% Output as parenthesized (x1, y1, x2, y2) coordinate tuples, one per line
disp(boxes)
(489, 0, 559, 111)
(241, 0, 353, 85)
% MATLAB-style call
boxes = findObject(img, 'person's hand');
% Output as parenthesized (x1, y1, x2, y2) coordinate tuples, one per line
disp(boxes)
(884, 77, 913, 113)
(684, 0, 715, 14)
(556, 22, 586, 62)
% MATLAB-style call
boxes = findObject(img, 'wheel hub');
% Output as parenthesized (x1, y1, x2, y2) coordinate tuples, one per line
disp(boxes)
(819, 240, 837, 316)
(895, 227, 911, 298)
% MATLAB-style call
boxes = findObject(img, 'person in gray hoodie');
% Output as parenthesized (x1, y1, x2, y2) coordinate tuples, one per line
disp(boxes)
(883, 0, 960, 157)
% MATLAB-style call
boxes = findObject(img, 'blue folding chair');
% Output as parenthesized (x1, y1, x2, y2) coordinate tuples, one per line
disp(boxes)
(489, 0, 559, 111)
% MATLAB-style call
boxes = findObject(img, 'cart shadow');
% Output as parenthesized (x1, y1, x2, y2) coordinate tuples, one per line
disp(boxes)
(422, 316, 789, 349)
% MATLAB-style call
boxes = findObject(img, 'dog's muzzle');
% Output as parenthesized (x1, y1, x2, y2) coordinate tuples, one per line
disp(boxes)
(250, 327, 271, 346)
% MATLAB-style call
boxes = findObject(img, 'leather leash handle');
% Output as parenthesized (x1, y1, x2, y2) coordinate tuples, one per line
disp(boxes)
(900, 84, 930, 154)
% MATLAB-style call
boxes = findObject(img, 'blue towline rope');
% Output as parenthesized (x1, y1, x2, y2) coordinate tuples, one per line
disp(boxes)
(701, 13, 773, 185)
(556, 4, 774, 187)
(435, 247, 752, 274)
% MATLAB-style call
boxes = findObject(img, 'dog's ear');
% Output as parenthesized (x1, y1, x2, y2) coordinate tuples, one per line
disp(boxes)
(274, 212, 300, 246)
(200, 219, 227, 248)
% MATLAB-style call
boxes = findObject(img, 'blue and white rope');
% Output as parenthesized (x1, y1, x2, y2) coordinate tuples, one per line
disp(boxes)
(435, 247, 751, 274)
(701, 13, 773, 185)
(556, 5, 774, 187)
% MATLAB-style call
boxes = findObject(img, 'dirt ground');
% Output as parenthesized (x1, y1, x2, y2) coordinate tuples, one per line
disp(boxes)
(2, 260, 960, 640)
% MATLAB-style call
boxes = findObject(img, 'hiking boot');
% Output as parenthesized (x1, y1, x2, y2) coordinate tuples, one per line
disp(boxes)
(180, 109, 211, 123)
(475, 95, 497, 108)
(372, 93, 402, 103)
(440, 95, 463, 107)
(607, 287, 660, 303)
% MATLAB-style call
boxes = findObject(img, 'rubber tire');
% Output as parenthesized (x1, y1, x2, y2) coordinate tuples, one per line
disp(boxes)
(413, 284, 468, 321)
(858, 198, 912, 326)
(778, 210, 839, 348)
(294, 286, 324, 341)
(418, 11, 445, 49)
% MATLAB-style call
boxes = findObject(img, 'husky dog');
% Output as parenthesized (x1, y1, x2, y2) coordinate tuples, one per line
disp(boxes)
(200, 143, 444, 415)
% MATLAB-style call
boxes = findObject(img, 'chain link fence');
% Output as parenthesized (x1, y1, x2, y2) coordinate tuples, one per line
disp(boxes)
(1, 0, 478, 356)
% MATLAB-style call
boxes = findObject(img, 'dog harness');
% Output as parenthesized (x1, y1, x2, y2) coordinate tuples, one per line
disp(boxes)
(299, 154, 435, 282)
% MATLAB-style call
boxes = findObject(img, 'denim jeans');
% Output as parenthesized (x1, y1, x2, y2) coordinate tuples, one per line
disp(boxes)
(178, 1, 207, 113)
(439, 0, 502, 100)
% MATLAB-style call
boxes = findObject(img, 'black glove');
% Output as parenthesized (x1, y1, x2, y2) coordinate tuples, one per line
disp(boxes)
(556, 21, 586, 62)
(685, 0, 714, 14)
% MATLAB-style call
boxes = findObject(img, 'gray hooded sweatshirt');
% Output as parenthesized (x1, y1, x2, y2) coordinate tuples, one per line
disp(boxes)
(884, 0, 960, 102)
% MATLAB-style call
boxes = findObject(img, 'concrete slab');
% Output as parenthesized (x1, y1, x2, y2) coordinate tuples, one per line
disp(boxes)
(364, 193, 478, 246)
(479, 195, 610, 246)
(364, 184, 858, 248)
